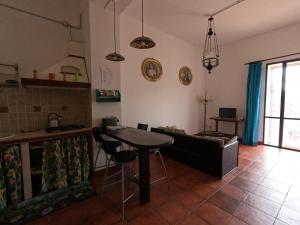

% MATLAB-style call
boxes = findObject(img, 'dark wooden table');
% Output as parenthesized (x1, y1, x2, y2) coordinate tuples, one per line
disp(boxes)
(103, 127, 174, 205)
(210, 117, 245, 136)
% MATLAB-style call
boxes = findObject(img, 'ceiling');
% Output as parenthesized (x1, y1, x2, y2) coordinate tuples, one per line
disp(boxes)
(118, 0, 300, 47)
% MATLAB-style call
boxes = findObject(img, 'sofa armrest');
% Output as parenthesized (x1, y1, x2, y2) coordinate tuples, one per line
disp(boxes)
(222, 141, 239, 177)
(224, 140, 239, 149)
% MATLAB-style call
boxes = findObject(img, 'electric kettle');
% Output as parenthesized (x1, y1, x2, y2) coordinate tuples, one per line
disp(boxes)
(48, 113, 62, 128)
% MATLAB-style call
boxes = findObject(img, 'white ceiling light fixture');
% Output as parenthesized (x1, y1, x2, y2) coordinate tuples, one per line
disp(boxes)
(202, 0, 246, 74)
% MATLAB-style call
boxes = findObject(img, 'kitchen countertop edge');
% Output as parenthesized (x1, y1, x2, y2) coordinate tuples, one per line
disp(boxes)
(0, 128, 93, 145)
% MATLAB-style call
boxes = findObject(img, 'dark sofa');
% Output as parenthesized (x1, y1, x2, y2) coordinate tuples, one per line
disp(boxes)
(151, 127, 239, 178)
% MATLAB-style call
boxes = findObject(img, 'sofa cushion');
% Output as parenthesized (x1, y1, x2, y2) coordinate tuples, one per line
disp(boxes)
(157, 126, 185, 134)
(193, 135, 238, 146)
(194, 135, 225, 147)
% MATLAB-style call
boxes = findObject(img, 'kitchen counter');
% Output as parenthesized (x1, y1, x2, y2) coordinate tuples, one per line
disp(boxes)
(0, 127, 94, 201)
(0, 128, 93, 145)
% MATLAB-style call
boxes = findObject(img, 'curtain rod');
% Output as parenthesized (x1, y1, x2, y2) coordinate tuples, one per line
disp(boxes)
(211, 0, 246, 17)
(0, 2, 82, 30)
(244, 52, 300, 65)
(105, 0, 118, 9)
(104, 0, 112, 9)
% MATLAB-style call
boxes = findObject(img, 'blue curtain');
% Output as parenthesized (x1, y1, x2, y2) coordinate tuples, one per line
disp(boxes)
(243, 62, 263, 145)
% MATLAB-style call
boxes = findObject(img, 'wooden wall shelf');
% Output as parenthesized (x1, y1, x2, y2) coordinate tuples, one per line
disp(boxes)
(21, 78, 91, 89)
(96, 89, 121, 102)
(96, 96, 121, 102)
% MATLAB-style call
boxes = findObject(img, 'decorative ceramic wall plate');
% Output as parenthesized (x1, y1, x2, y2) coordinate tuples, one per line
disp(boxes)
(141, 58, 163, 82)
(179, 66, 193, 85)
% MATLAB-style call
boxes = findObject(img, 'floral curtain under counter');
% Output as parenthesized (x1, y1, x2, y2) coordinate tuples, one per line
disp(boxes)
(41, 135, 90, 193)
(66, 136, 90, 185)
(41, 140, 68, 193)
(0, 145, 23, 209)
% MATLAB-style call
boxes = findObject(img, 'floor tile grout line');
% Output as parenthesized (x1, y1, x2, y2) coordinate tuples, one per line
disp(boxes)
(123, 152, 261, 220)
(242, 154, 287, 215)
(211, 152, 280, 224)
(227, 152, 274, 225)
(29, 146, 300, 225)
(220, 158, 256, 225)
(273, 184, 293, 225)
(185, 164, 252, 225)
(149, 205, 173, 225)
(149, 174, 207, 225)
(243, 151, 286, 222)
(247, 147, 296, 225)
(150, 185, 206, 225)
(148, 160, 292, 225)
(99, 150, 297, 223)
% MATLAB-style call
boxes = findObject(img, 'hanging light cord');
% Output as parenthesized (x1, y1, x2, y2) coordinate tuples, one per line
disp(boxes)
(142, 0, 144, 36)
(210, 0, 246, 17)
(113, 0, 117, 52)
(0, 2, 82, 29)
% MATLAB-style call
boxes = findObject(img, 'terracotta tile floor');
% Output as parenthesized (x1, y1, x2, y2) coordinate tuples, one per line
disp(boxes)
(28, 145, 300, 225)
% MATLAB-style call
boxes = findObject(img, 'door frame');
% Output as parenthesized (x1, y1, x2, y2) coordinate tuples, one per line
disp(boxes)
(263, 58, 300, 151)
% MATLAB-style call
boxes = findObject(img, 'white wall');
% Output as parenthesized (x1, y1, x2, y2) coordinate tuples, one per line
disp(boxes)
(120, 15, 206, 134)
(206, 22, 300, 140)
(88, 0, 122, 127)
(0, 0, 83, 77)
(87, 0, 123, 169)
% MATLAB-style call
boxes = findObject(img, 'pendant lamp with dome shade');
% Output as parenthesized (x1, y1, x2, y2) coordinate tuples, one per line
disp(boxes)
(130, 0, 156, 49)
(106, 0, 125, 61)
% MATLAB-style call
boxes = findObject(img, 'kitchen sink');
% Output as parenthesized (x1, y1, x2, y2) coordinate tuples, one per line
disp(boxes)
(46, 125, 85, 133)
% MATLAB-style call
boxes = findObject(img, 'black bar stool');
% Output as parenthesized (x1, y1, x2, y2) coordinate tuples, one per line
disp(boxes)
(137, 123, 170, 188)
(99, 133, 138, 220)
(92, 127, 123, 171)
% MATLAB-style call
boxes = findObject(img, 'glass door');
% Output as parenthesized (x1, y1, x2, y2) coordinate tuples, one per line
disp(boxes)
(264, 59, 300, 151)
(264, 63, 283, 147)
(282, 61, 300, 149)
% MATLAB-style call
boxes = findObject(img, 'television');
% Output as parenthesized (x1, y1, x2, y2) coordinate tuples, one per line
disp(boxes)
(219, 108, 236, 119)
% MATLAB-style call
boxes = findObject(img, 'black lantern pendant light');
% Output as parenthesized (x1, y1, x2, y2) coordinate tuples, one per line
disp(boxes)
(202, 17, 219, 73)
(130, 0, 156, 49)
(106, 0, 125, 62)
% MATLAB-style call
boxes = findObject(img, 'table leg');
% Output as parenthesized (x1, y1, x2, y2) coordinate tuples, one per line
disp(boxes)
(235, 122, 238, 136)
(138, 148, 150, 205)
(215, 120, 219, 132)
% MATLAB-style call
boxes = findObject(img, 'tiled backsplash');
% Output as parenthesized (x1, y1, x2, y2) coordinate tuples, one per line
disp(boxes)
(0, 87, 91, 134)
